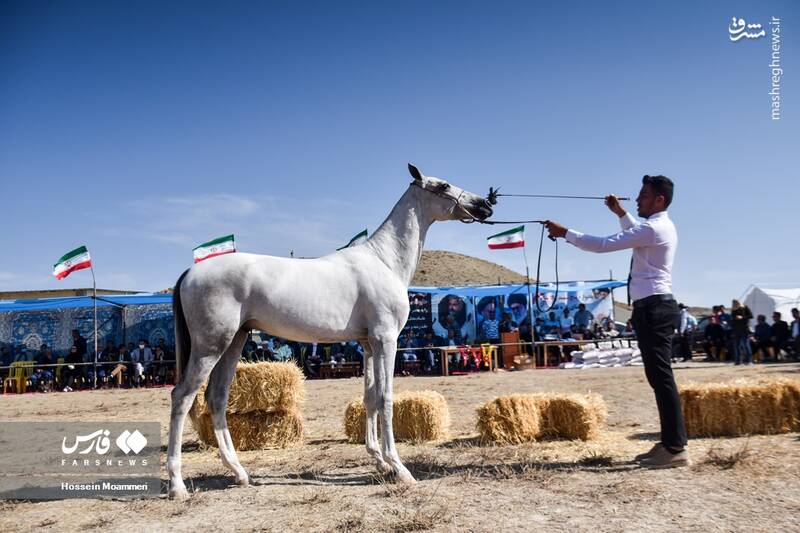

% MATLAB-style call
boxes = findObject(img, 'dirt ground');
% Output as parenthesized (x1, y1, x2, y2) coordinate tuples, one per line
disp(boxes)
(2, 361, 800, 532)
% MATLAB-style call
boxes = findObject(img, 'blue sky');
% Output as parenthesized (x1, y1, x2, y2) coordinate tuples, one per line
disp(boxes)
(1, 0, 797, 306)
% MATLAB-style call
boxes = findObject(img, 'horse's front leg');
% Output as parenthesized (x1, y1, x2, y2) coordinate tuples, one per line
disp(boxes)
(369, 332, 416, 484)
(362, 343, 391, 474)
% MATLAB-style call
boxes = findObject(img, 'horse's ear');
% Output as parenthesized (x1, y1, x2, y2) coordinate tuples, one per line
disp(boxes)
(408, 163, 424, 181)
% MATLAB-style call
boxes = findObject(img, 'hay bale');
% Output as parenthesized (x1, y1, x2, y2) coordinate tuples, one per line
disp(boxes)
(535, 393, 607, 441)
(343, 390, 450, 443)
(193, 361, 305, 415)
(476, 393, 607, 444)
(188, 361, 305, 450)
(190, 408, 304, 450)
(476, 394, 542, 444)
(681, 379, 800, 438)
(344, 398, 368, 443)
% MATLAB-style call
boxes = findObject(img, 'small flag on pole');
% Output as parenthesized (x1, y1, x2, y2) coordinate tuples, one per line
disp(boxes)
(193, 234, 236, 263)
(53, 245, 93, 280)
(337, 229, 368, 251)
(487, 225, 525, 250)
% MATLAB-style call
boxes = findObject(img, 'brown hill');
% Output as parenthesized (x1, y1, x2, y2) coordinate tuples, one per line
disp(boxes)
(411, 250, 528, 286)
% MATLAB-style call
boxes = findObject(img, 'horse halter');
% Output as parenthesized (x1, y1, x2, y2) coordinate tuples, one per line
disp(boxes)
(409, 180, 481, 223)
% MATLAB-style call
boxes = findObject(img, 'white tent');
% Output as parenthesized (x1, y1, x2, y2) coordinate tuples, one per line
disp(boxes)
(742, 285, 800, 324)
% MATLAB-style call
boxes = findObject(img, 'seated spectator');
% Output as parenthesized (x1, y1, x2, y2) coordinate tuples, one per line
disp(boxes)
(573, 303, 594, 331)
(499, 313, 518, 333)
(559, 308, 574, 337)
(420, 331, 439, 373)
(272, 338, 293, 361)
(343, 340, 364, 364)
(109, 344, 131, 386)
(0, 346, 12, 379)
(151, 346, 169, 383)
(87, 341, 116, 387)
(401, 330, 418, 361)
(620, 319, 635, 338)
(703, 316, 726, 361)
(304, 344, 322, 377)
(770, 312, 790, 360)
(61, 345, 83, 392)
(242, 334, 259, 361)
(31, 346, 56, 392)
(791, 308, 800, 359)
(543, 312, 560, 337)
(753, 314, 771, 361)
(129, 339, 153, 386)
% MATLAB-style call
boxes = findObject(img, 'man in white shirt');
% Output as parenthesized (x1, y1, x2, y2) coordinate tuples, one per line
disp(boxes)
(545, 175, 688, 469)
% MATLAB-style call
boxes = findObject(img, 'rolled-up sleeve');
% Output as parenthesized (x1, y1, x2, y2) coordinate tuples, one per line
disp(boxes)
(565, 222, 655, 253)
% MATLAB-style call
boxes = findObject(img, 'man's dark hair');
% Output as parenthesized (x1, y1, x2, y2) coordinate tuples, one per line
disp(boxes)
(507, 293, 527, 307)
(642, 175, 674, 208)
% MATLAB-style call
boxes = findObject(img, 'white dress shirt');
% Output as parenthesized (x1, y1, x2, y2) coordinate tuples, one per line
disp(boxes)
(565, 211, 677, 302)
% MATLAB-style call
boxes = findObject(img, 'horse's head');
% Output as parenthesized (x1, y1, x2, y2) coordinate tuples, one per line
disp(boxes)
(407, 163, 493, 222)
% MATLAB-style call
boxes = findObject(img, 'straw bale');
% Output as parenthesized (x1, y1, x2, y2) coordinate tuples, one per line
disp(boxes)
(193, 361, 305, 416)
(476, 393, 607, 444)
(343, 390, 450, 443)
(681, 379, 800, 438)
(476, 394, 542, 444)
(189, 407, 304, 450)
(534, 393, 607, 441)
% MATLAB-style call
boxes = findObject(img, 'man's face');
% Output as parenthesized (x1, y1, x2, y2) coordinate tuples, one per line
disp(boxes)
(510, 302, 526, 322)
(793, 310, 799, 319)
(635, 183, 665, 218)
(773, 313, 780, 322)
(448, 297, 463, 314)
(482, 302, 496, 320)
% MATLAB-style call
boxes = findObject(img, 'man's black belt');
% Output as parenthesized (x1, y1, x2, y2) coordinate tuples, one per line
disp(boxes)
(633, 293, 674, 309)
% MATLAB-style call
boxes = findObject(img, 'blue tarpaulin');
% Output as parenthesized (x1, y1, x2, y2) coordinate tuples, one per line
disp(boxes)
(408, 280, 626, 298)
(0, 294, 172, 313)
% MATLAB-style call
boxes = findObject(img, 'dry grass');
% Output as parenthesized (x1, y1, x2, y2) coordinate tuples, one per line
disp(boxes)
(476, 393, 607, 444)
(702, 441, 757, 470)
(681, 378, 800, 437)
(343, 390, 450, 443)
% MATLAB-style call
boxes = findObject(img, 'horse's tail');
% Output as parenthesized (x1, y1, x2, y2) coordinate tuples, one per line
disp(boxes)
(173, 269, 191, 384)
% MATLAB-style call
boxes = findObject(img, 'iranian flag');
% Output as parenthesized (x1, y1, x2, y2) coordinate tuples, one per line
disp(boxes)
(193, 234, 236, 263)
(337, 229, 368, 251)
(487, 225, 525, 250)
(53, 245, 92, 280)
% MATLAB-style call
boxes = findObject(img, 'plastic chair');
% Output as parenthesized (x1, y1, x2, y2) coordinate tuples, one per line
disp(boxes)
(3, 362, 23, 393)
(3, 361, 33, 394)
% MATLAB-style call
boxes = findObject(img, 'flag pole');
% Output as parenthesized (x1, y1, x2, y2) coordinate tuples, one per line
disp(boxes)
(90, 264, 98, 388)
(521, 237, 534, 348)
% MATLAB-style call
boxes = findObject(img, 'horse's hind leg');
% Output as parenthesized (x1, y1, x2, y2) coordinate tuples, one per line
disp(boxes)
(167, 353, 219, 500)
(205, 329, 250, 486)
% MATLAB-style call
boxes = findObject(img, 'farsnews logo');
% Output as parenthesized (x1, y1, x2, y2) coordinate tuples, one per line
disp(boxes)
(61, 428, 148, 464)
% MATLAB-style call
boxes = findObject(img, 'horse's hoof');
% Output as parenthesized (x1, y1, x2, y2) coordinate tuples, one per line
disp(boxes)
(168, 488, 190, 500)
(395, 470, 417, 485)
(235, 475, 250, 487)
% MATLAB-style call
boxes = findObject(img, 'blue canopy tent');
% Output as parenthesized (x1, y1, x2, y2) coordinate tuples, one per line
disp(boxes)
(0, 294, 174, 358)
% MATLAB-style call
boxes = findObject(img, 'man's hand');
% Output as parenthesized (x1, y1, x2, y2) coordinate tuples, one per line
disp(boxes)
(544, 220, 567, 240)
(605, 195, 627, 218)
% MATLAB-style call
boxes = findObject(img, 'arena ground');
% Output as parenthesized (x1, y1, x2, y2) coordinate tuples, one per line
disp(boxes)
(2, 361, 799, 532)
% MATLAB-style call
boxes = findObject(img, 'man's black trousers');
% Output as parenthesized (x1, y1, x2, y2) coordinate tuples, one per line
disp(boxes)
(631, 296, 688, 448)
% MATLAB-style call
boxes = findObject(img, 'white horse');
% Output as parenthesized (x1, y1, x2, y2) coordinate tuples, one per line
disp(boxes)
(167, 164, 493, 499)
